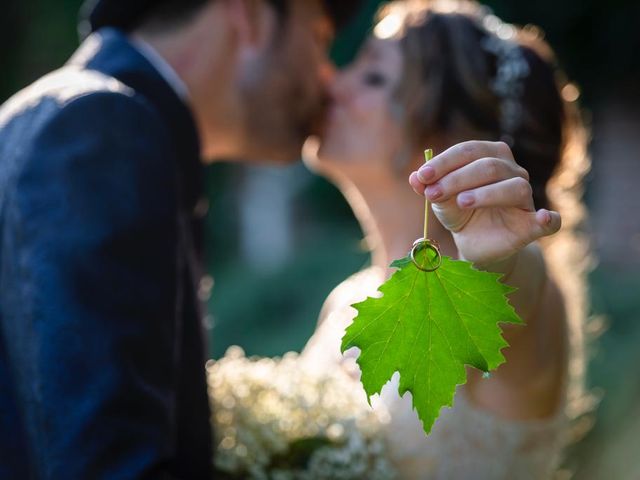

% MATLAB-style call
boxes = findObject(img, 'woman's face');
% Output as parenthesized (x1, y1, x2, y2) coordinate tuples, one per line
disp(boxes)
(309, 37, 406, 178)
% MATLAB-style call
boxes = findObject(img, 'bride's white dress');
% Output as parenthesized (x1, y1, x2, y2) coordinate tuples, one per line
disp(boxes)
(301, 267, 568, 480)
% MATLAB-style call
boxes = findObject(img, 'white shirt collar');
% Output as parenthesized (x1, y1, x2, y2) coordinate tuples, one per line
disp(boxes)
(130, 37, 190, 102)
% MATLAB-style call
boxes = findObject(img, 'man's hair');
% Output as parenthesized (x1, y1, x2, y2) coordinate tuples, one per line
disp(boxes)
(83, 0, 362, 35)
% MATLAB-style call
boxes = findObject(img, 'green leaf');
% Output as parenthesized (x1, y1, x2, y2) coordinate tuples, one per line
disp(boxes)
(341, 249, 523, 434)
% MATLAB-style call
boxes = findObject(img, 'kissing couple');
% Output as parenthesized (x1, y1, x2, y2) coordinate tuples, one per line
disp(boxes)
(0, 0, 588, 478)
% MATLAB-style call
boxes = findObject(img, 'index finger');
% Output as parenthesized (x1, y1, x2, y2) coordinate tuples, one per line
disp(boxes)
(416, 141, 514, 185)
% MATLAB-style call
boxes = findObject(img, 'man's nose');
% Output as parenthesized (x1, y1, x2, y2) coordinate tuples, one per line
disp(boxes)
(318, 61, 336, 94)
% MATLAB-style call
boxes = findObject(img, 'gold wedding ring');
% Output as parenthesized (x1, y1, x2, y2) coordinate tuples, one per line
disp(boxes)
(410, 238, 442, 272)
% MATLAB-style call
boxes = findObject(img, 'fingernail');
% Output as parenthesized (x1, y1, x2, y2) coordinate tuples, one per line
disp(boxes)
(458, 192, 475, 207)
(418, 165, 435, 183)
(426, 184, 443, 200)
(539, 209, 551, 225)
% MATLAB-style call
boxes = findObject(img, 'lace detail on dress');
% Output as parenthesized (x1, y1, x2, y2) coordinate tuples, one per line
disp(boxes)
(302, 267, 569, 480)
(380, 376, 567, 479)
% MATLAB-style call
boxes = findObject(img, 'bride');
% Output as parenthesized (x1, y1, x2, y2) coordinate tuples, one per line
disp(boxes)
(302, 1, 591, 478)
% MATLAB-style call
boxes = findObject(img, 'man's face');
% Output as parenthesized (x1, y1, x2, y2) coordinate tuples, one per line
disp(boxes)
(238, 0, 335, 163)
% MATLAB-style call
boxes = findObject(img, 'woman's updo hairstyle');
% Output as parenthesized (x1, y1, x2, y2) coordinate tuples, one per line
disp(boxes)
(378, 0, 587, 214)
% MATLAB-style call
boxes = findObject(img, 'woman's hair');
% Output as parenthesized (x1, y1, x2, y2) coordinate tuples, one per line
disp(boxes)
(382, 0, 586, 211)
(382, 0, 595, 438)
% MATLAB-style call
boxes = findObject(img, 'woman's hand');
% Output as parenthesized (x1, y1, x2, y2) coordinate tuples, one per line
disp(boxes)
(409, 141, 561, 270)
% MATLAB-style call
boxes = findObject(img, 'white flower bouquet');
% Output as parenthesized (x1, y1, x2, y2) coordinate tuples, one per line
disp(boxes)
(207, 347, 397, 479)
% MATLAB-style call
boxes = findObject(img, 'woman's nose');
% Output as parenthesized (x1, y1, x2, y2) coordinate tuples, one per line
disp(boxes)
(329, 71, 353, 104)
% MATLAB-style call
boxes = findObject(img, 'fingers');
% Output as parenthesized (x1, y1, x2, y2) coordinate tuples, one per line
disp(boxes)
(424, 157, 530, 203)
(416, 141, 514, 185)
(456, 177, 535, 211)
(409, 171, 426, 195)
(519, 209, 562, 246)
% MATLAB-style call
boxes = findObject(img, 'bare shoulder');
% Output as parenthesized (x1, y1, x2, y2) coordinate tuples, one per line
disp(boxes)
(316, 266, 385, 327)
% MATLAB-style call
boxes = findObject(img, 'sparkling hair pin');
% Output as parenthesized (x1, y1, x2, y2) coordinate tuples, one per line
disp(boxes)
(479, 11, 531, 146)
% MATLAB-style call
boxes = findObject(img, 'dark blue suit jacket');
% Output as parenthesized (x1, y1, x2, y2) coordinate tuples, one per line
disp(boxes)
(0, 29, 212, 479)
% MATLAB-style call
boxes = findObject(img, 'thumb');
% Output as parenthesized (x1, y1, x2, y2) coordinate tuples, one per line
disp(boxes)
(526, 209, 562, 242)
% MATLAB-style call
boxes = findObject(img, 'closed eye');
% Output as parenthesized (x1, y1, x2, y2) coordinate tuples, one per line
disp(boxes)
(363, 71, 388, 87)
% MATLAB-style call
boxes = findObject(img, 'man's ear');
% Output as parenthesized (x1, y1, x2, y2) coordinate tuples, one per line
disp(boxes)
(223, 0, 276, 48)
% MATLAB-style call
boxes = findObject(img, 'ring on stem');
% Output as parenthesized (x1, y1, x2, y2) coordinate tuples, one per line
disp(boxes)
(410, 238, 442, 272)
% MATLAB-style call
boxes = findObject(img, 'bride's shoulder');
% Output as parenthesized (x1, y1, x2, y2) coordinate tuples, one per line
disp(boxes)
(317, 266, 385, 327)
(302, 266, 385, 373)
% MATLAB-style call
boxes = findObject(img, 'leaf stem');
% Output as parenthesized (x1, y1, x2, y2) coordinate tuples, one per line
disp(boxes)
(423, 148, 433, 239)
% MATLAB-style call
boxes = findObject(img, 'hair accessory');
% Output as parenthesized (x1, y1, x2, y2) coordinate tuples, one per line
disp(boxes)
(479, 12, 530, 146)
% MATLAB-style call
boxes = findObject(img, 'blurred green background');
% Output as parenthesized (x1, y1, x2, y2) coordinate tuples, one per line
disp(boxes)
(2, 0, 639, 478)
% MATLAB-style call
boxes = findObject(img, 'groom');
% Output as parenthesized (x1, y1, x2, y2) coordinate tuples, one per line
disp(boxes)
(0, 0, 360, 478)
